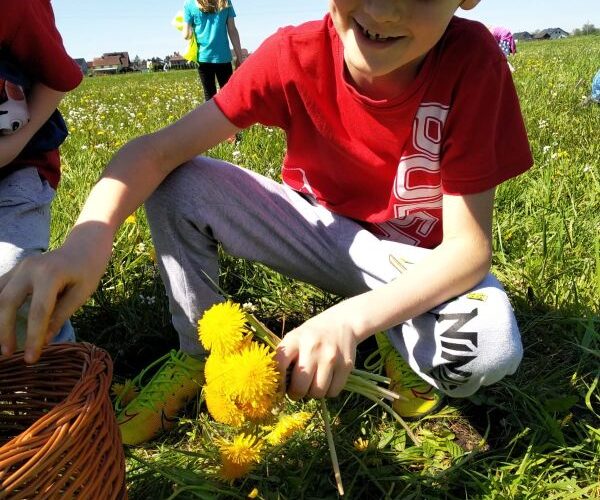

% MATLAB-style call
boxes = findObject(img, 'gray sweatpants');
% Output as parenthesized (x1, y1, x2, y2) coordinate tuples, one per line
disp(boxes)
(145, 157, 523, 397)
(0, 167, 75, 347)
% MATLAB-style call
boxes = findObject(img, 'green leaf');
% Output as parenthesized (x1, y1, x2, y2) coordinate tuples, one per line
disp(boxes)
(446, 441, 465, 459)
(377, 428, 395, 449)
(543, 395, 579, 413)
(422, 439, 437, 458)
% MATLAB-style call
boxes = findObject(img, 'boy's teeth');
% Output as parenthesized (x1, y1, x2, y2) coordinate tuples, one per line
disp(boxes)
(363, 26, 390, 41)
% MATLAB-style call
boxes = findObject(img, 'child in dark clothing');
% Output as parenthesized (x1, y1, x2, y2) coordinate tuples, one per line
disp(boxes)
(0, 0, 82, 352)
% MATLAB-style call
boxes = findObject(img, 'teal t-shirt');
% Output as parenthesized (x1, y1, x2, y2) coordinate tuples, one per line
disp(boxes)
(183, 0, 235, 63)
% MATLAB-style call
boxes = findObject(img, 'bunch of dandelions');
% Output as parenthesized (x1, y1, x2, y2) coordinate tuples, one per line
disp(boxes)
(197, 301, 418, 492)
(198, 301, 313, 481)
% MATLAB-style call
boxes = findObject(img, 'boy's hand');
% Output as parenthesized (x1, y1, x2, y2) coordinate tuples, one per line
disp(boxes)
(275, 303, 359, 400)
(0, 226, 111, 363)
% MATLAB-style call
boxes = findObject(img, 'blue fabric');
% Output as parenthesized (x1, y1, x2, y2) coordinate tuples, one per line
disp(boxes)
(183, 0, 235, 63)
(1, 168, 76, 350)
(52, 320, 76, 343)
(591, 69, 600, 103)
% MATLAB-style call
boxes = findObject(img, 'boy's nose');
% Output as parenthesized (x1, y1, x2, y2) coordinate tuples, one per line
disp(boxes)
(363, 0, 404, 24)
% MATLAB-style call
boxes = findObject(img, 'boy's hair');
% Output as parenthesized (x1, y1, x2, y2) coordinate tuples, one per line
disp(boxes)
(196, 0, 229, 13)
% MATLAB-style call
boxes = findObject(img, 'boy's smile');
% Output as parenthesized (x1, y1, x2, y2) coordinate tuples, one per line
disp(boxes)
(330, 0, 480, 98)
(353, 18, 406, 44)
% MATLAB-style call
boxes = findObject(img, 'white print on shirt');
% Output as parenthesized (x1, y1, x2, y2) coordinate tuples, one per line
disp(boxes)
(374, 103, 449, 246)
(285, 167, 316, 196)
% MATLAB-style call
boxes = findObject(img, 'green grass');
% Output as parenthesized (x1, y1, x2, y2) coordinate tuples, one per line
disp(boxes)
(52, 35, 600, 498)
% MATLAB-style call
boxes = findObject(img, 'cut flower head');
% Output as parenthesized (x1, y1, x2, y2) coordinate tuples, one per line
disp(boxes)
(218, 433, 264, 481)
(198, 301, 249, 356)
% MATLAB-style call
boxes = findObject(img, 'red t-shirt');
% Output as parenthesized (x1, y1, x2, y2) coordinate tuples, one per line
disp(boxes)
(1, 0, 82, 188)
(215, 15, 532, 248)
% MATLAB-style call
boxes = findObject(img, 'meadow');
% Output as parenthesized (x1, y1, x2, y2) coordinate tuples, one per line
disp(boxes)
(53, 35, 599, 499)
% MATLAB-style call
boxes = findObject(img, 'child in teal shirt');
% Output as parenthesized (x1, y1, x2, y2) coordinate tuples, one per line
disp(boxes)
(183, 0, 244, 101)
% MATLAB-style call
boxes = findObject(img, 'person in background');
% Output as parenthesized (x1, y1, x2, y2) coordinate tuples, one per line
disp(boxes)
(0, 0, 533, 447)
(0, 0, 82, 357)
(489, 25, 516, 72)
(183, 0, 245, 103)
(582, 68, 600, 105)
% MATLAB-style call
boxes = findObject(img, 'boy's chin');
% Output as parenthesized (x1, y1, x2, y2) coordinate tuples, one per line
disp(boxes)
(347, 55, 416, 82)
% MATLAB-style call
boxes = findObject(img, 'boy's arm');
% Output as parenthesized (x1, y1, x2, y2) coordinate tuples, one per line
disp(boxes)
(276, 188, 495, 400)
(184, 23, 193, 40)
(227, 17, 244, 66)
(0, 83, 64, 168)
(0, 99, 240, 363)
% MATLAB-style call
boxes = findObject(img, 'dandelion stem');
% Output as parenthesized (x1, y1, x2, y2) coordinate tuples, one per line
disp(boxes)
(344, 376, 404, 402)
(360, 393, 421, 445)
(245, 313, 281, 350)
(320, 398, 344, 496)
(351, 368, 391, 384)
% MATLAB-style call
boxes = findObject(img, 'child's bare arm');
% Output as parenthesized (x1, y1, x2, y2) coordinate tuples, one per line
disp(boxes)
(0, 99, 240, 363)
(276, 188, 495, 400)
(0, 83, 64, 168)
(227, 18, 244, 65)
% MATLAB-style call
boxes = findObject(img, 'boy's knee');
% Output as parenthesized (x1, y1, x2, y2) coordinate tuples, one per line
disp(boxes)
(428, 276, 524, 397)
(0, 243, 41, 278)
(436, 312, 523, 398)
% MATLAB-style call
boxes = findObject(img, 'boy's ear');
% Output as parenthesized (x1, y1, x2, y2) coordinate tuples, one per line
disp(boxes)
(459, 0, 480, 11)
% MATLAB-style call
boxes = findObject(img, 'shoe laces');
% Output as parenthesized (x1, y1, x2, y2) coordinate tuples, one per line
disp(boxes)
(126, 350, 203, 412)
(369, 332, 428, 390)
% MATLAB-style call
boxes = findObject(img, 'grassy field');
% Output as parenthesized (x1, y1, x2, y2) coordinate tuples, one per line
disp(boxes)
(52, 35, 599, 499)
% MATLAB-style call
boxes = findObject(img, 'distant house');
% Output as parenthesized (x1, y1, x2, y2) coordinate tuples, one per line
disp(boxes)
(91, 52, 131, 75)
(168, 52, 190, 70)
(534, 28, 569, 40)
(514, 31, 533, 41)
(73, 58, 89, 75)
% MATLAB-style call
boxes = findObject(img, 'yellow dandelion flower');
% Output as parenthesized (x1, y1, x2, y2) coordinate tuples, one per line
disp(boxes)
(218, 434, 263, 480)
(124, 214, 137, 224)
(247, 487, 259, 498)
(353, 437, 369, 452)
(198, 301, 249, 355)
(205, 384, 245, 427)
(220, 460, 252, 482)
(265, 411, 312, 446)
(239, 393, 277, 422)
(205, 353, 227, 385)
(111, 380, 138, 406)
(225, 343, 279, 406)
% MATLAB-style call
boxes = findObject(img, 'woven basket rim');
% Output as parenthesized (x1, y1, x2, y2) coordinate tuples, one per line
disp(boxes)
(0, 342, 126, 498)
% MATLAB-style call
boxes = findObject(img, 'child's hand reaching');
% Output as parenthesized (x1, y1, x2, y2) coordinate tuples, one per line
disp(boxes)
(0, 223, 113, 363)
(275, 302, 361, 400)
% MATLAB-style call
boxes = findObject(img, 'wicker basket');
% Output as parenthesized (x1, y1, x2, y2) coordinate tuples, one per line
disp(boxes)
(0, 343, 126, 499)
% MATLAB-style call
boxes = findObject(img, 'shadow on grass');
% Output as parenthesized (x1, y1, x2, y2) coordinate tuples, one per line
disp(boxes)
(71, 263, 598, 499)
(72, 271, 178, 379)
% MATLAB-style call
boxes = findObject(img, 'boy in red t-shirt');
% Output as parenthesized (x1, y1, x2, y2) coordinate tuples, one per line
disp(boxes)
(0, 0, 82, 347)
(0, 0, 533, 445)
